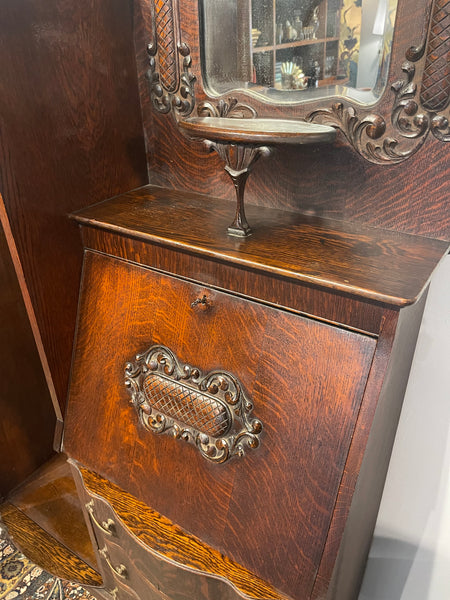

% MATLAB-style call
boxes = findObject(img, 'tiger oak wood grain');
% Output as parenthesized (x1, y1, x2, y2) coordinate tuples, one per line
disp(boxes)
(0, 502, 102, 587)
(80, 227, 386, 335)
(71, 186, 449, 307)
(63, 251, 377, 598)
(72, 462, 291, 600)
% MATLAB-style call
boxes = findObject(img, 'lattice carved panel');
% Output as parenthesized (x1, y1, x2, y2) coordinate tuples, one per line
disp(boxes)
(125, 345, 262, 463)
(306, 0, 450, 163)
(147, 0, 195, 116)
(420, 0, 450, 111)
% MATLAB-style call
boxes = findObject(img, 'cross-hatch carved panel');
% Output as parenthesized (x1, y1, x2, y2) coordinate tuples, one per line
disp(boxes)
(125, 345, 262, 463)
(420, 0, 450, 111)
(143, 374, 230, 438)
(155, 0, 178, 93)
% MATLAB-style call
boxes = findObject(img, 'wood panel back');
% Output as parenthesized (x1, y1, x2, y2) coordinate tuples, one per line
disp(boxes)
(0, 218, 55, 498)
(0, 0, 148, 412)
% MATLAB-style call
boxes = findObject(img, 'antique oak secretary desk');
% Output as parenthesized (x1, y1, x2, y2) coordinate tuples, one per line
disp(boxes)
(1, 1, 449, 600)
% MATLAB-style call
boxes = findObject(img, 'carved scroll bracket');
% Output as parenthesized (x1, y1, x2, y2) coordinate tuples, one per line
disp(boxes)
(146, 0, 196, 117)
(125, 345, 263, 464)
(307, 0, 449, 164)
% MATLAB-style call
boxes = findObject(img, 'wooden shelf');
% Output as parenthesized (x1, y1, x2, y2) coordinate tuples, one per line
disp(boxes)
(252, 36, 340, 53)
(71, 186, 449, 307)
(178, 117, 336, 145)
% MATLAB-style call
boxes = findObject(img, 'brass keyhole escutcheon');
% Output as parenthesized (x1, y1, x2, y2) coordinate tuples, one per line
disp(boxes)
(190, 294, 211, 311)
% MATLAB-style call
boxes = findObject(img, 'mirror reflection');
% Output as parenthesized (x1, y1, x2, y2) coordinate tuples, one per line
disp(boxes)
(200, 0, 398, 105)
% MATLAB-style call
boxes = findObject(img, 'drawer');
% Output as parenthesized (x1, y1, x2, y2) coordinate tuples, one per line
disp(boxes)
(65, 250, 377, 599)
(84, 492, 167, 600)
(79, 469, 290, 600)
(98, 539, 164, 600)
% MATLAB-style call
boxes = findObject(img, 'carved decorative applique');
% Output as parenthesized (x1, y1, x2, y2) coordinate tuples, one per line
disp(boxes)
(146, 0, 196, 116)
(307, 0, 449, 164)
(125, 345, 262, 463)
(197, 98, 257, 119)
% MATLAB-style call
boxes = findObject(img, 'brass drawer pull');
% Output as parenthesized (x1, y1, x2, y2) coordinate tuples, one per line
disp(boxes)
(100, 546, 128, 580)
(86, 500, 116, 537)
(125, 344, 262, 463)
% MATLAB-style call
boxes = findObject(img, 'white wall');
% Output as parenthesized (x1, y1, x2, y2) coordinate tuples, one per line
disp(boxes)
(359, 254, 450, 599)
(357, 0, 385, 89)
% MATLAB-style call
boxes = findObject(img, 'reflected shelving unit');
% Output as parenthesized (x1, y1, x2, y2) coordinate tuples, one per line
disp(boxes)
(250, 0, 342, 88)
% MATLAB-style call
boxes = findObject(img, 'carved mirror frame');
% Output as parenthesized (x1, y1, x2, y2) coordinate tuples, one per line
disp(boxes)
(146, 0, 449, 165)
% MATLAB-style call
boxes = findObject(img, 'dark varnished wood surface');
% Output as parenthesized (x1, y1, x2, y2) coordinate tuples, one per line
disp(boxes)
(0, 0, 148, 411)
(179, 118, 336, 145)
(0, 501, 102, 587)
(73, 463, 291, 600)
(7, 454, 98, 569)
(72, 186, 449, 307)
(315, 293, 428, 600)
(136, 0, 450, 241)
(0, 215, 55, 498)
(64, 251, 377, 598)
(81, 227, 386, 335)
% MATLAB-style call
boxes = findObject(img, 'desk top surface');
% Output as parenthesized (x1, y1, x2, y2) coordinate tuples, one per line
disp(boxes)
(71, 185, 449, 307)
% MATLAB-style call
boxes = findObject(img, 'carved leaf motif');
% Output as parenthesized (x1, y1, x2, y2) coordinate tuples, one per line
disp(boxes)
(307, 103, 392, 162)
(307, 0, 449, 166)
(205, 141, 271, 176)
(197, 98, 257, 119)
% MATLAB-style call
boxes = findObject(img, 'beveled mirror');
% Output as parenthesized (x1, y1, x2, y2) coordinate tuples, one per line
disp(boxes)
(146, 0, 449, 164)
(200, 0, 398, 107)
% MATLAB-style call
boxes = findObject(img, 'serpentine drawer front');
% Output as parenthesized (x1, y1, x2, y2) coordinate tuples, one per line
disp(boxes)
(64, 250, 377, 599)
(74, 464, 291, 600)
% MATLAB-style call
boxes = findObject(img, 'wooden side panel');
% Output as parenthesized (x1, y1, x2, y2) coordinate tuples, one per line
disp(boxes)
(0, 502, 102, 587)
(64, 251, 377, 599)
(317, 293, 428, 600)
(0, 0, 148, 412)
(7, 454, 98, 570)
(0, 218, 55, 499)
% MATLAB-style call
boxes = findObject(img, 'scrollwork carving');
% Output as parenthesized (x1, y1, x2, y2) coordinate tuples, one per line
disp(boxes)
(125, 345, 262, 464)
(307, 0, 449, 163)
(306, 103, 392, 163)
(197, 98, 257, 119)
(146, 0, 196, 116)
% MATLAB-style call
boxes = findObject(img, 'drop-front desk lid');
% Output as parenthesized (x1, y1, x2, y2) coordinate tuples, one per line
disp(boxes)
(70, 185, 449, 308)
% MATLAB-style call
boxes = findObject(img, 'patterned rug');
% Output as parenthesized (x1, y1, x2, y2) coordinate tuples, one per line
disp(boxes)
(0, 536, 93, 600)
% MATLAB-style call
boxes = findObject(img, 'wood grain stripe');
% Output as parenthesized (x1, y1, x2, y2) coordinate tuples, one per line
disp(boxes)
(79, 466, 290, 600)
